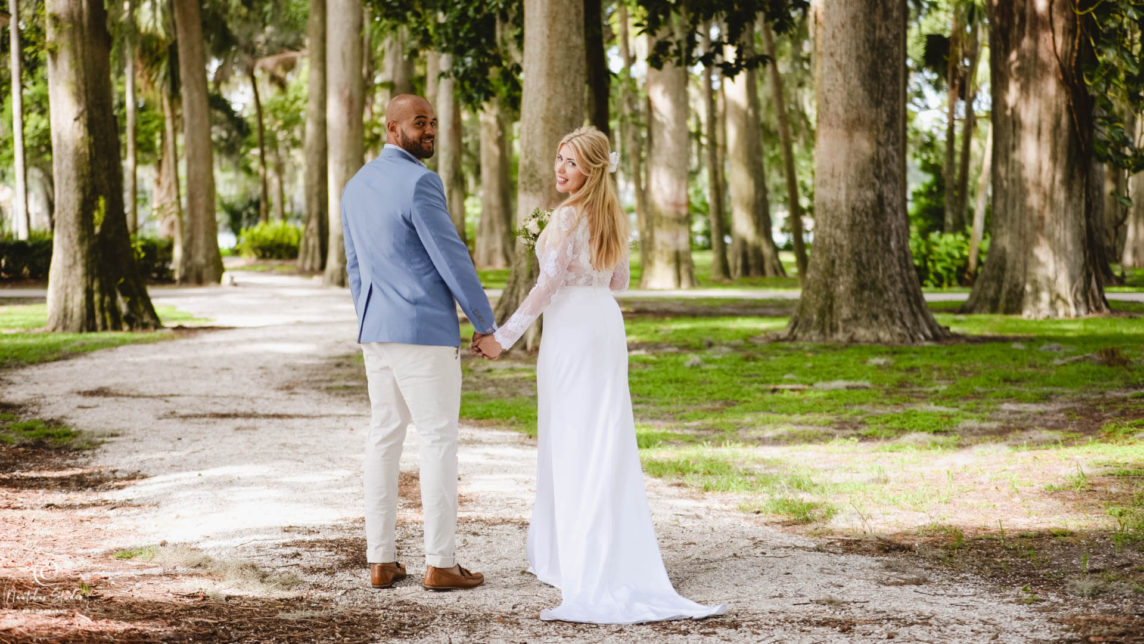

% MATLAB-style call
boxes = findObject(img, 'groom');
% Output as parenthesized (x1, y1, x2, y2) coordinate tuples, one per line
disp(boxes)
(340, 94, 494, 591)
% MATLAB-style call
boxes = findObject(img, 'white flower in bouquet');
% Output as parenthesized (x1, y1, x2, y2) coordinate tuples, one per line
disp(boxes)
(517, 207, 551, 249)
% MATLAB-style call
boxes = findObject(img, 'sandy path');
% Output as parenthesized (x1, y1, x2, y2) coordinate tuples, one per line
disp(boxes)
(2, 272, 1064, 642)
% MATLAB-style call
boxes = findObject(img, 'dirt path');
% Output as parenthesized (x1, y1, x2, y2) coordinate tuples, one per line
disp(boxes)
(1, 273, 1068, 642)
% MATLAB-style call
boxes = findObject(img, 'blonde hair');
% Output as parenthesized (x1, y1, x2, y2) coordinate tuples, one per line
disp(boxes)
(557, 126, 630, 271)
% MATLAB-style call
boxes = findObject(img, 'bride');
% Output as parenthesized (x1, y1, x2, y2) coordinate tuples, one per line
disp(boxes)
(474, 126, 725, 624)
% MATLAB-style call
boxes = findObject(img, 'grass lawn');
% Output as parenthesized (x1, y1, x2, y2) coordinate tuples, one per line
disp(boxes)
(456, 294, 1144, 603)
(0, 302, 207, 370)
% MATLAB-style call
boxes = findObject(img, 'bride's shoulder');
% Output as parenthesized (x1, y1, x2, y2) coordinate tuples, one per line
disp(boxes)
(553, 205, 585, 232)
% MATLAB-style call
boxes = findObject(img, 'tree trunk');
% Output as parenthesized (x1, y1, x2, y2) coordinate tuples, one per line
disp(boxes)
(1104, 163, 1127, 262)
(249, 66, 270, 224)
(583, 0, 609, 137)
(701, 24, 729, 281)
(964, 0, 1108, 317)
(173, 0, 223, 284)
(44, 0, 160, 331)
(617, 6, 648, 262)
(323, 0, 363, 287)
(382, 25, 414, 105)
(942, 9, 963, 233)
(155, 89, 184, 277)
(784, 0, 947, 343)
(437, 54, 466, 245)
(424, 50, 439, 171)
(642, 16, 696, 289)
(762, 20, 808, 284)
(9, 0, 29, 239)
(299, 0, 328, 272)
(495, 0, 586, 350)
(968, 121, 992, 276)
(954, 16, 981, 226)
(271, 131, 286, 220)
(475, 99, 513, 269)
(124, 0, 138, 234)
(725, 36, 783, 279)
(1125, 168, 1144, 268)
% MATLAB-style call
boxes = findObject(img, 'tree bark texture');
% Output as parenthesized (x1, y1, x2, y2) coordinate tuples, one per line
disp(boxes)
(643, 16, 696, 289)
(44, 0, 159, 332)
(968, 121, 992, 275)
(617, 6, 648, 260)
(299, 0, 328, 272)
(942, 9, 963, 233)
(323, 0, 363, 287)
(954, 17, 981, 229)
(725, 54, 783, 279)
(475, 99, 513, 269)
(250, 65, 270, 223)
(124, 0, 137, 234)
(173, 0, 223, 284)
(437, 54, 466, 245)
(9, 0, 29, 239)
(762, 19, 808, 284)
(584, 0, 609, 137)
(1125, 168, 1144, 268)
(495, 0, 586, 349)
(701, 24, 729, 281)
(964, 0, 1108, 317)
(785, 0, 947, 343)
(155, 90, 184, 276)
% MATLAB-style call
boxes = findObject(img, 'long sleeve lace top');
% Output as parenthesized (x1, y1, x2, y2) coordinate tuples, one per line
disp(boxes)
(493, 206, 629, 350)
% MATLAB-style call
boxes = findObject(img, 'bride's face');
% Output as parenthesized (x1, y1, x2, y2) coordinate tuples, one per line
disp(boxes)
(554, 144, 588, 194)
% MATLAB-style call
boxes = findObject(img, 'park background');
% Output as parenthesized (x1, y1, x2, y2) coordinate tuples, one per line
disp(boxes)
(2, 0, 1144, 641)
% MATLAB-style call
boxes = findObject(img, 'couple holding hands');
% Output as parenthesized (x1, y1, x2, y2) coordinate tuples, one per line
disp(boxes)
(339, 94, 724, 624)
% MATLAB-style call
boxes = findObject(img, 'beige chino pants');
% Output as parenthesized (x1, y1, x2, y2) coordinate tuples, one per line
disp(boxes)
(361, 342, 461, 568)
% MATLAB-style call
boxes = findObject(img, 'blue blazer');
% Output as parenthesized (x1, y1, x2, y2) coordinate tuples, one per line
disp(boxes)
(341, 145, 495, 346)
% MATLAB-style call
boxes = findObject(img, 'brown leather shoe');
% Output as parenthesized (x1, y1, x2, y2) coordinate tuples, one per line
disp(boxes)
(422, 564, 484, 591)
(370, 562, 407, 588)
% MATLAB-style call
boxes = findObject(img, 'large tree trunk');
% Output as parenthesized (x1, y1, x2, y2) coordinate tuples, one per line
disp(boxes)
(785, 0, 947, 343)
(381, 26, 414, 105)
(173, 0, 223, 284)
(45, 0, 159, 331)
(701, 24, 729, 282)
(323, 0, 363, 287)
(583, 0, 609, 137)
(249, 65, 270, 223)
(423, 51, 439, 173)
(642, 16, 696, 289)
(725, 37, 783, 279)
(124, 0, 137, 235)
(271, 131, 286, 221)
(475, 99, 513, 269)
(762, 20, 808, 284)
(155, 90, 184, 277)
(617, 6, 648, 261)
(964, 0, 1108, 317)
(437, 54, 466, 245)
(9, 0, 29, 239)
(299, 0, 328, 272)
(495, 0, 586, 349)
(954, 16, 981, 227)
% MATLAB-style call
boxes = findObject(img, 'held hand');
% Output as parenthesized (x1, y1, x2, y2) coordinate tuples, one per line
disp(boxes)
(471, 332, 489, 356)
(476, 335, 503, 360)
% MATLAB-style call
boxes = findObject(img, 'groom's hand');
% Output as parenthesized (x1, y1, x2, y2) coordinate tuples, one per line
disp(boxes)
(476, 336, 503, 360)
(471, 332, 489, 356)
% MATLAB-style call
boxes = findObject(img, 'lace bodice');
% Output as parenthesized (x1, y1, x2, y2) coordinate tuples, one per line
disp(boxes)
(493, 206, 629, 349)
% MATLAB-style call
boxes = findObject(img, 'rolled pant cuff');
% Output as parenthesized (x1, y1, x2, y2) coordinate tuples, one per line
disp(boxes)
(425, 555, 455, 568)
(367, 549, 397, 565)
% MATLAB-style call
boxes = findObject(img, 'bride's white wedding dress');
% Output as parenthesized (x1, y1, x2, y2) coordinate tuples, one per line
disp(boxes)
(493, 206, 726, 624)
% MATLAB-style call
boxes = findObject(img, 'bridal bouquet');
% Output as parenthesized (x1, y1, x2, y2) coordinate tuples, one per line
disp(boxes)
(517, 207, 551, 249)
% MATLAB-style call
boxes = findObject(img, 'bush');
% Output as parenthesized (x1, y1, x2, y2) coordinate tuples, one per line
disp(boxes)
(132, 236, 174, 283)
(236, 221, 302, 259)
(910, 229, 989, 287)
(0, 235, 53, 281)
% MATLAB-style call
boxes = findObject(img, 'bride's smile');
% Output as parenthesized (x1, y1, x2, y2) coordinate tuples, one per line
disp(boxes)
(554, 145, 588, 194)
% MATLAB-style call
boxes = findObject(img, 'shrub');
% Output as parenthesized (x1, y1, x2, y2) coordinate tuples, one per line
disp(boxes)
(910, 229, 989, 287)
(0, 235, 53, 281)
(132, 236, 174, 283)
(236, 221, 302, 259)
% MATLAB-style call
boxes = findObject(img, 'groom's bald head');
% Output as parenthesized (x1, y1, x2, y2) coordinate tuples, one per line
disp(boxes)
(386, 94, 437, 159)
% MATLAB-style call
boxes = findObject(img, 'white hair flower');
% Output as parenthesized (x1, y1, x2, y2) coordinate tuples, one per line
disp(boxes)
(608, 151, 620, 173)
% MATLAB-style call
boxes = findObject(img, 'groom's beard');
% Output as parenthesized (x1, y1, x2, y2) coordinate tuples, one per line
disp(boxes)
(399, 130, 435, 159)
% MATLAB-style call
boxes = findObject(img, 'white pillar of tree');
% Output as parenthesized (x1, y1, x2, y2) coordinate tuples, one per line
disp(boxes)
(9, 0, 29, 239)
(299, 0, 328, 272)
(323, 0, 363, 287)
(437, 54, 466, 245)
